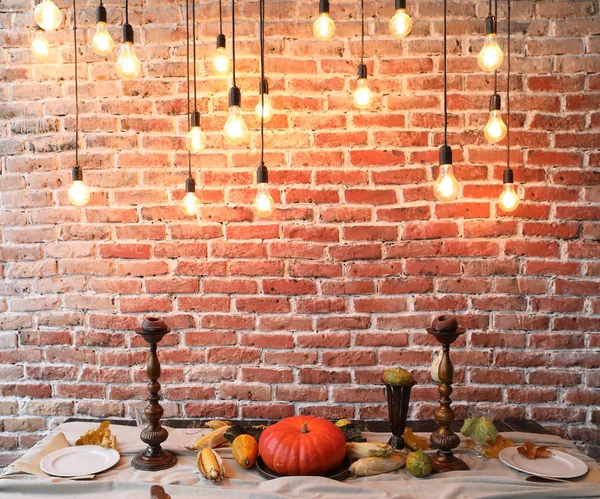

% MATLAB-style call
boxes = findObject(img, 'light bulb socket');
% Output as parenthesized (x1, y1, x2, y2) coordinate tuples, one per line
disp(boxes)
(357, 63, 368, 80)
(35, 24, 45, 33)
(228, 86, 241, 107)
(259, 78, 269, 95)
(185, 177, 196, 193)
(395, 0, 407, 10)
(216, 33, 226, 49)
(190, 110, 201, 128)
(503, 168, 514, 184)
(319, 0, 330, 15)
(122, 23, 134, 44)
(489, 93, 501, 111)
(257, 163, 268, 184)
(484, 16, 496, 35)
(96, 4, 107, 24)
(71, 165, 83, 182)
(439, 145, 453, 166)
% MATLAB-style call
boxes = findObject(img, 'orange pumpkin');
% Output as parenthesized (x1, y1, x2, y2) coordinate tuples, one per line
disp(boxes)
(258, 415, 346, 476)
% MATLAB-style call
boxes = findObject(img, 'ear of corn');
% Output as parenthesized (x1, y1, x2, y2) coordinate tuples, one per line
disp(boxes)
(186, 425, 230, 451)
(349, 452, 406, 477)
(197, 447, 225, 482)
(206, 420, 232, 430)
(346, 442, 394, 460)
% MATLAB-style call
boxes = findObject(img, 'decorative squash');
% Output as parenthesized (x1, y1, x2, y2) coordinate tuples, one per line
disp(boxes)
(232, 434, 258, 469)
(258, 415, 346, 476)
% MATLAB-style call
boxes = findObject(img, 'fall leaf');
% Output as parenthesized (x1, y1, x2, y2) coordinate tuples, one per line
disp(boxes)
(517, 440, 552, 460)
(403, 428, 431, 451)
(483, 435, 514, 459)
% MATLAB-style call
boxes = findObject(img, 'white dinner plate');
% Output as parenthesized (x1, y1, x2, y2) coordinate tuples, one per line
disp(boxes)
(499, 446, 588, 479)
(40, 445, 120, 477)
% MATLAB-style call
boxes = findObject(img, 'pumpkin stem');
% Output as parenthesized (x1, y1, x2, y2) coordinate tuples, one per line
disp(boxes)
(301, 423, 309, 434)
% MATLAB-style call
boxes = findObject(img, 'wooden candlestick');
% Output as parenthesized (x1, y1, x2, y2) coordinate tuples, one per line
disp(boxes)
(427, 315, 469, 473)
(132, 317, 177, 471)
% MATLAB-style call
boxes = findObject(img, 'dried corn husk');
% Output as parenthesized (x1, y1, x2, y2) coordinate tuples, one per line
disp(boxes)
(346, 442, 394, 460)
(349, 453, 406, 477)
(197, 447, 225, 482)
(186, 425, 231, 451)
(206, 420, 232, 430)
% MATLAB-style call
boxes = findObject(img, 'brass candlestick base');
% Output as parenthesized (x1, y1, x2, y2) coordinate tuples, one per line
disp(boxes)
(132, 317, 177, 472)
(427, 315, 469, 474)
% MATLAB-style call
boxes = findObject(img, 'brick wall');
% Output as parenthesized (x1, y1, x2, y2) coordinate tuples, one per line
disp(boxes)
(1, 0, 599, 464)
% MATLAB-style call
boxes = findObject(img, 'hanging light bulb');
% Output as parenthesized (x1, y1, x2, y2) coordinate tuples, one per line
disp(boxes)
(224, 87, 249, 146)
(478, 16, 503, 71)
(498, 168, 519, 212)
(31, 25, 50, 61)
(213, 33, 229, 73)
(180, 178, 201, 216)
(116, 24, 141, 79)
(483, 93, 507, 144)
(34, 0, 62, 31)
(353, 64, 373, 110)
(253, 165, 275, 217)
(389, 0, 412, 38)
(187, 111, 206, 152)
(254, 79, 273, 123)
(313, 0, 335, 41)
(92, 2, 114, 57)
(434, 146, 460, 202)
(68, 166, 90, 207)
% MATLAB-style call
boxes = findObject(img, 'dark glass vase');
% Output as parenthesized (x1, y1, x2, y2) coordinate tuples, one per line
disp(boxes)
(385, 384, 413, 450)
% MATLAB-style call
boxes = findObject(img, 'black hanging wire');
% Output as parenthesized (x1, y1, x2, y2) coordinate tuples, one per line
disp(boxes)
(360, 0, 365, 65)
(506, 0, 511, 170)
(73, 0, 79, 166)
(231, 0, 236, 87)
(443, 0, 447, 145)
(259, 0, 265, 166)
(493, 0, 498, 94)
(219, 0, 223, 33)
(185, 0, 192, 178)
(125, 0, 129, 25)
(192, 0, 197, 110)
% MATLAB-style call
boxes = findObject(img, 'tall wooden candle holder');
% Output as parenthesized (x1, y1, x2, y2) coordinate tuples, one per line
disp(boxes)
(132, 317, 177, 471)
(427, 315, 469, 473)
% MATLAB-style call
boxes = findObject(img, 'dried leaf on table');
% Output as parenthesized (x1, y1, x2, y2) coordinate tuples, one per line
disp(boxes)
(75, 421, 117, 450)
(403, 428, 431, 451)
(517, 440, 552, 460)
(483, 435, 514, 459)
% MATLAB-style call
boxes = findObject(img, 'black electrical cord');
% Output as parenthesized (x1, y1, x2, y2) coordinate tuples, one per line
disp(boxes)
(185, 0, 192, 177)
(125, 0, 128, 24)
(259, 0, 264, 166)
(443, 0, 447, 145)
(493, 0, 498, 94)
(506, 0, 511, 170)
(73, 0, 78, 166)
(231, 0, 236, 87)
(219, 0, 223, 33)
(192, 0, 197, 109)
(360, 0, 364, 65)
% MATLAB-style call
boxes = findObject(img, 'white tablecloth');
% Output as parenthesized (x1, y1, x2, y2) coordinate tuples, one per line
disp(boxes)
(1, 421, 598, 499)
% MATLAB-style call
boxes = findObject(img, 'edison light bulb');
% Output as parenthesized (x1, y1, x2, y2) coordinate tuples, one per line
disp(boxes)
(253, 183, 275, 217)
(181, 192, 200, 216)
(187, 126, 206, 153)
(34, 0, 62, 31)
(213, 46, 229, 74)
(484, 109, 507, 144)
(313, 13, 335, 41)
(116, 42, 141, 79)
(353, 78, 373, 110)
(92, 22, 114, 57)
(68, 181, 90, 207)
(389, 9, 412, 38)
(434, 164, 460, 202)
(255, 94, 273, 123)
(478, 33, 503, 71)
(223, 106, 249, 146)
(31, 28, 50, 61)
(498, 183, 520, 212)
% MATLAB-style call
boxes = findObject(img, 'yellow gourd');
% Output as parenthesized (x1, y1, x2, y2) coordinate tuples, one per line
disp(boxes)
(231, 434, 258, 469)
